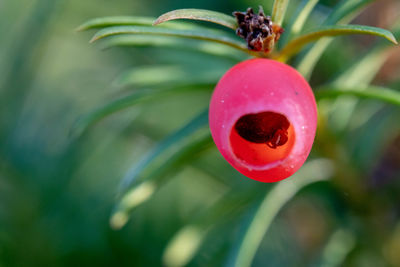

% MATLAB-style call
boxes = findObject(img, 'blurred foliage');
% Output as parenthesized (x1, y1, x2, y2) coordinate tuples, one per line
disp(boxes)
(0, 0, 399, 266)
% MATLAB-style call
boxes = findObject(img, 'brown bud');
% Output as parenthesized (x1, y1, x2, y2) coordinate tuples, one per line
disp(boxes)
(233, 6, 284, 53)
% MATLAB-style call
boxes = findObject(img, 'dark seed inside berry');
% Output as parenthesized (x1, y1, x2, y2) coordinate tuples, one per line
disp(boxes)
(234, 111, 290, 148)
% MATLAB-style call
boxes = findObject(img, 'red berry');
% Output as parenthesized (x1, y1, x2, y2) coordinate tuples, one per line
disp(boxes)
(209, 59, 317, 183)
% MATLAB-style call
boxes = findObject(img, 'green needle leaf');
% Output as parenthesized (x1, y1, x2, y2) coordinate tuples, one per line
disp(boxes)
(76, 16, 194, 31)
(324, 0, 374, 26)
(333, 48, 390, 87)
(111, 133, 213, 230)
(280, 0, 319, 46)
(298, 1, 400, 81)
(110, 110, 212, 229)
(277, 24, 397, 62)
(316, 230, 356, 267)
(295, 0, 380, 79)
(71, 90, 164, 137)
(77, 16, 155, 31)
(315, 86, 400, 107)
(324, 21, 400, 132)
(230, 159, 333, 267)
(325, 46, 390, 132)
(101, 35, 246, 61)
(271, 0, 290, 26)
(296, 38, 332, 79)
(163, 183, 267, 267)
(71, 86, 210, 137)
(118, 109, 209, 191)
(114, 65, 222, 88)
(163, 225, 208, 267)
(289, 0, 319, 36)
(89, 25, 249, 53)
(153, 9, 237, 30)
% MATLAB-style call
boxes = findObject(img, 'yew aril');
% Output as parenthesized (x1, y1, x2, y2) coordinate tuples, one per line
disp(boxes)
(209, 58, 317, 183)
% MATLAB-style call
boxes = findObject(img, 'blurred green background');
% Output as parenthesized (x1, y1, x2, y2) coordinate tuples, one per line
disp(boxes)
(1, 0, 400, 266)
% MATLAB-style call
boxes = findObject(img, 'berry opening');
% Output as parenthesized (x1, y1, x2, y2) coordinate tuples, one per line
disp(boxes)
(229, 111, 295, 166)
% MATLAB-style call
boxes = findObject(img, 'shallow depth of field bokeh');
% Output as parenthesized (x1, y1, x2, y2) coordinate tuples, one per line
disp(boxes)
(1, 0, 400, 266)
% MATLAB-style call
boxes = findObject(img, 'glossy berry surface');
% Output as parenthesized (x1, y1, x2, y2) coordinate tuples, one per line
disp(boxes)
(209, 58, 317, 183)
